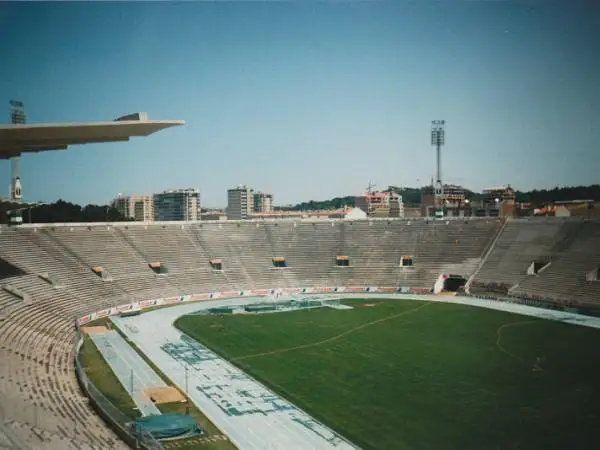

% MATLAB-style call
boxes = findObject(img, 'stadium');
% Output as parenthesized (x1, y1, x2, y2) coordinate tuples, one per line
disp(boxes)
(1, 115, 600, 450)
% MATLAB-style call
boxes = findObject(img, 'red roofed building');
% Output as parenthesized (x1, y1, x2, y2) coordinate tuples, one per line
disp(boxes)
(355, 191, 403, 217)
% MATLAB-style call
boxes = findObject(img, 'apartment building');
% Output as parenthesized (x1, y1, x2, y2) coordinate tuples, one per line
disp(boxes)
(153, 188, 200, 221)
(253, 191, 274, 213)
(113, 194, 154, 221)
(227, 185, 254, 220)
(355, 191, 404, 218)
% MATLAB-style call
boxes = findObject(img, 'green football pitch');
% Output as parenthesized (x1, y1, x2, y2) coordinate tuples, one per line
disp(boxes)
(174, 299, 600, 450)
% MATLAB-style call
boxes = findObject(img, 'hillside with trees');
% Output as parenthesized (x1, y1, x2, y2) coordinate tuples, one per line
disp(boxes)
(384, 187, 422, 206)
(279, 185, 600, 211)
(275, 196, 356, 211)
(513, 185, 600, 205)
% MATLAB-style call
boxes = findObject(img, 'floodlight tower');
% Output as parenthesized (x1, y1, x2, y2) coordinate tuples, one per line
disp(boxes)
(8, 100, 26, 225)
(430, 120, 445, 218)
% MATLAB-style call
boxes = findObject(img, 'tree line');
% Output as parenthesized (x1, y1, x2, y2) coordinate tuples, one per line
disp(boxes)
(512, 185, 600, 204)
(276, 196, 357, 212)
(0, 199, 130, 224)
(277, 185, 600, 211)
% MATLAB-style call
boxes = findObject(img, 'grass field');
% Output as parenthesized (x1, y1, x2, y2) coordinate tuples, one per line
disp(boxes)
(175, 298, 600, 450)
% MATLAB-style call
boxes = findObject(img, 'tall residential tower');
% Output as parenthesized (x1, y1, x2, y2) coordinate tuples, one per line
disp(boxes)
(227, 185, 254, 220)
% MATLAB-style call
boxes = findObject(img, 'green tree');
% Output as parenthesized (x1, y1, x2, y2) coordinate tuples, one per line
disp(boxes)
(24, 199, 131, 223)
(275, 196, 356, 211)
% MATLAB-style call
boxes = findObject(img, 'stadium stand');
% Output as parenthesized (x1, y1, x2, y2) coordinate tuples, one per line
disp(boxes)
(1, 217, 599, 448)
(473, 218, 577, 287)
(470, 218, 600, 307)
(508, 219, 600, 305)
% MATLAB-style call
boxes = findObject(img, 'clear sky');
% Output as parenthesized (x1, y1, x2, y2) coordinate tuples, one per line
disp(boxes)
(0, 1, 598, 208)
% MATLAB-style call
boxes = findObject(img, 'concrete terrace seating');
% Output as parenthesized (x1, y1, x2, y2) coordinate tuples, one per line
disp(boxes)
(510, 219, 600, 305)
(49, 226, 150, 279)
(473, 218, 576, 287)
(3, 219, 505, 300)
(0, 228, 127, 307)
(179, 219, 503, 290)
(0, 288, 126, 449)
(118, 224, 224, 295)
(0, 233, 135, 448)
(11, 216, 600, 449)
(6, 219, 503, 297)
(0, 289, 21, 319)
(119, 224, 210, 273)
(1, 418, 108, 450)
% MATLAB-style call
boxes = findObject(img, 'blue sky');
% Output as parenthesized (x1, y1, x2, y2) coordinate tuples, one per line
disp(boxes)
(0, 1, 598, 208)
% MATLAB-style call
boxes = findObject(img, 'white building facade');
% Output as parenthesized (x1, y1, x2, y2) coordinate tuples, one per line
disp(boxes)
(113, 194, 154, 221)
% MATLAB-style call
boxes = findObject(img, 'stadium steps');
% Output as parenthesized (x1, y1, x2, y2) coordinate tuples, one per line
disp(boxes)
(50, 227, 149, 279)
(465, 217, 509, 292)
(0, 316, 121, 449)
(120, 225, 204, 273)
(0, 289, 22, 319)
(512, 220, 600, 304)
(474, 218, 570, 287)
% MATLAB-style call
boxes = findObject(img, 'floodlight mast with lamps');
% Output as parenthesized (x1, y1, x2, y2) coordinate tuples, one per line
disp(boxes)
(8, 100, 26, 225)
(430, 120, 445, 218)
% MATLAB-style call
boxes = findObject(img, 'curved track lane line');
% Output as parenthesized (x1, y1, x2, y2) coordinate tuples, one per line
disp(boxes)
(496, 320, 543, 369)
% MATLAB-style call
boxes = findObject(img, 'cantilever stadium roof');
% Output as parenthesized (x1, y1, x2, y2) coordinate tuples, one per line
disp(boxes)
(0, 200, 44, 210)
(0, 118, 185, 159)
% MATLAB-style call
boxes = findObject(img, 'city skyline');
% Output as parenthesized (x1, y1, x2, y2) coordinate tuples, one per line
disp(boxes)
(1, 1, 598, 207)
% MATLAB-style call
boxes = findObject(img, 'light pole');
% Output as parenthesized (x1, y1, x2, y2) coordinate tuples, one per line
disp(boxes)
(185, 364, 189, 395)
(430, 120, 446, 219)
(184, 364, 190, 415)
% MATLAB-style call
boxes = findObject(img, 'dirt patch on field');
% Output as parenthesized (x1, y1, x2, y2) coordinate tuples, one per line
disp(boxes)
(358, 303, 377, 307)
(144, 386, 186, 404)
(80, 326, 107, 334)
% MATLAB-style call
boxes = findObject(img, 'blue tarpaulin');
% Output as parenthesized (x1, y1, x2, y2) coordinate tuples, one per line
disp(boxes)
(135, 413, 202, 440)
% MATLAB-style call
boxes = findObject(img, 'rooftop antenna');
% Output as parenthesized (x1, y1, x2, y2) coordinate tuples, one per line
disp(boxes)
(367, 180, 376, 194)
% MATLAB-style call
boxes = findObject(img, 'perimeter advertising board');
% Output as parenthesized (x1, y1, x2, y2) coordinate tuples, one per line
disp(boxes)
(76, 286, 434, 326)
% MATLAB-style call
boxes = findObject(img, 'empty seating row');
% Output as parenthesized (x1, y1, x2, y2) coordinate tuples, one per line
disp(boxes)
(3, 217, 598, 449)
(473, 218, 600, 304)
